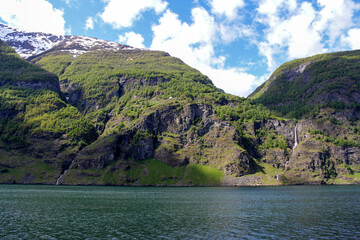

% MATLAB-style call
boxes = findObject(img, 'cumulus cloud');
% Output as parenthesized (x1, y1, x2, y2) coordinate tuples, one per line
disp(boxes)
(151, 8, 216, 68)
(100, 0, 168, 29)
(283, 2, 324, 59)
(61, 0, 80, 8)
(258, 42, 278, 71)
(119, 32, 146, 48)
(208, 0, 245, 21)
(257, 0, 297, 16)
(314, 0, 358, 45)
(217, 22, 254, 44)
(257, 0, 323, 70)
(256, 0, 359, 71)
(85, 17, 94, 30)
(341, 28, 360, 49)
(0, 0, 67, 35)
(151, 8, 258, 97)
(203, 66, 258, 96)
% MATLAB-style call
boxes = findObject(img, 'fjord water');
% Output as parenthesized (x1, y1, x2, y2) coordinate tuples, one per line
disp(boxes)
(0, 185, 359, 239)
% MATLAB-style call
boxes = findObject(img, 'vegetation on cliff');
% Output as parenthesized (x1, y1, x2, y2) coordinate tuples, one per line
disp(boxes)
(0, 38, 360, 186)
(250, 50, 360, 119)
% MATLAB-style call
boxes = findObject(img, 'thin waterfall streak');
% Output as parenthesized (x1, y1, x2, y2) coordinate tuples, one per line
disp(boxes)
(293, 125, 298, 149)
(56, 170, 68, 185)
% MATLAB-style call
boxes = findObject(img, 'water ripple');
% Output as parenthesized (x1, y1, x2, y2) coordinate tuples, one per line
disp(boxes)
(0, 185, 359, 239)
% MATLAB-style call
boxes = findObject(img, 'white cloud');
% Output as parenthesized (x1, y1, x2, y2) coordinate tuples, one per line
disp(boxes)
(85, 17, 94, 30)
(100, 0, 168, 29)
(257, 0, 323, 70)
(257, 0, 297, 16)
(258, 42, 278, 71)
(61, 0, 80, 8)
(0, 0, 66, 35)
(256, 0, 360, 71)
(341, 28, 360, 49)
(119, 32, 145, 48)
(151, 8, 258, 97)
(217, 23, 254, 44)
(284, 2, 324, 59)
(204, 66, 258, 97)
(314, 0, 358, 45)
(151, 8, 216, 68)
(208, 0, 245, 21)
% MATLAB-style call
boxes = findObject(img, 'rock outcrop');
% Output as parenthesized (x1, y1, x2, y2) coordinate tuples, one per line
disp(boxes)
(1, 24, 359, 186)
(71, 103, 256, 178)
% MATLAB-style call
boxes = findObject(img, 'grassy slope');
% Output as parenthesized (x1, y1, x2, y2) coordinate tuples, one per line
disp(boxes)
(250, 50, 360, 119)
(28, 47, 280, 185)
(0, 40, 98, 184)
(31, 49, 275, 139)
(0, 41, 58, 87)
(3, 40, 360, 185)
(248, 49, 360, 160)
(245, 49, 360, 185)
(61, 159, 225, 186)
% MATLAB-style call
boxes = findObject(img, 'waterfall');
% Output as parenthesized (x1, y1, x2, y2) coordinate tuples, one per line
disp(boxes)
(293, 125, 298, 150)
(56, 170, 68, 185)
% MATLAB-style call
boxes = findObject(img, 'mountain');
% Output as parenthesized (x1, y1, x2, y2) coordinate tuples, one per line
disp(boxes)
(0, 25, 263, 186)
(250, 50, 360, 119)
(0, 39, 98, 183)
(0, 23, 135, 59)
(0, 24, 359, 185)
(27, 35, 266, 185)
(249, 50, 360, 184)
(0, 23, 68, 59)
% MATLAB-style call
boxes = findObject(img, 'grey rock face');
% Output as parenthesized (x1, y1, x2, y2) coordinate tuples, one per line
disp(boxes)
(71, 103, 257, 176)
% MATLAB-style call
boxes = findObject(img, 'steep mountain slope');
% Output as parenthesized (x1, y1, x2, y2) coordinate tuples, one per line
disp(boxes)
(27, 36, 269, 185)
(0, 23, 359, 185)
(0, 30, 270, 185)
(0, 40, 97, 184)
(29, 39, 360, 185)
(249, 50, 360, 184)
(250, 50, 360, 119)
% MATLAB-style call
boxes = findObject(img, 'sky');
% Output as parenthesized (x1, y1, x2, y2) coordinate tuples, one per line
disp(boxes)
(1, 0, 360, 97)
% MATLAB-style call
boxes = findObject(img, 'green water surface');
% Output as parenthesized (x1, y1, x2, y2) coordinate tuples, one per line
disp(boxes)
(0, 185, 359, 239)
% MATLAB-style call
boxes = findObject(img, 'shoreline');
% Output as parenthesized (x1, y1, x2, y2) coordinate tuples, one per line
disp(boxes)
(0, 182, 358, 187)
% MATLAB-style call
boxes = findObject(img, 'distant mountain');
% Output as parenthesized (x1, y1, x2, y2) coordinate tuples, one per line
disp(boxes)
(0, 24, 359, 186)
(0, 23, 68, 58)
(0, 23, 135, 59)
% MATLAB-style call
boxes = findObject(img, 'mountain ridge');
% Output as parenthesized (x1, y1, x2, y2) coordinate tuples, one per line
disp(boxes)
(0, 23, 137, 59)
(0, 24, 359, 186)
(250, 49, 360, 118)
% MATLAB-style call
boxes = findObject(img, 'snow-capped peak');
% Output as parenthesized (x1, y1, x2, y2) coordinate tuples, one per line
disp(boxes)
(0, 23, 68, 58)
(56, 36, 136, 57)
(0, 23, 137, 59)
(0, 23, 16, 38)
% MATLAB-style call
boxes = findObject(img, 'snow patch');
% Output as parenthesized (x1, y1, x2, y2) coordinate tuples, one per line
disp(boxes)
(0, 23, 140, 59)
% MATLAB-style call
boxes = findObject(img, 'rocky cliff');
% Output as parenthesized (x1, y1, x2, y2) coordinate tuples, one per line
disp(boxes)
(0, 24, 359, 186)
(247, 51, 360, 185)
(0, 39, 97, 184)
(0, 34, 260, 186)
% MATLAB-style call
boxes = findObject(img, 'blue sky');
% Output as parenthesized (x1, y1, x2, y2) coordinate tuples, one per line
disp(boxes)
(1, 0, 360, 96)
